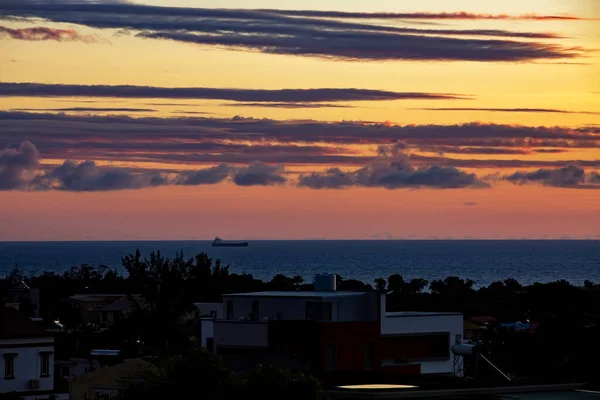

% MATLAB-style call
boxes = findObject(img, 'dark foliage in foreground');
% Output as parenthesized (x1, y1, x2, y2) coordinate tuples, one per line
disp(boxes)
(118, 349, 323, 400)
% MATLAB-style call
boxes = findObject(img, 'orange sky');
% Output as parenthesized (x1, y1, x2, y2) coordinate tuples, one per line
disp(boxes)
(0, 0, 598, 240)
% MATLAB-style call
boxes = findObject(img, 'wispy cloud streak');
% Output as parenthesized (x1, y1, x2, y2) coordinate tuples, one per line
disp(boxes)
(0, 25, 99, 43)
(414, 107, 600, 115)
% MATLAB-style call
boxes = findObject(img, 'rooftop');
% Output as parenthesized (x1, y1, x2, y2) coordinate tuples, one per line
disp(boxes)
(0, 306, 52, 339)
(225, 291, 368, 299)
(386, 311, 462, 317)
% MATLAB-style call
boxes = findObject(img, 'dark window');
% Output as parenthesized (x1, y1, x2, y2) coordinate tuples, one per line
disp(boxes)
(365, 342, 375, 370)
(226, 300, 234, 320)
(40, 353, 50, 377)
(61, 366, 70, 377)
(306, 302, 333, 321)
(251, 301, 259, 321)
(4, 354, 15, 379)
(428, 333, 450, 359)
(206, 337, 214, 354)
(326, 343, 337, 370)
(101, 312, 107, 322)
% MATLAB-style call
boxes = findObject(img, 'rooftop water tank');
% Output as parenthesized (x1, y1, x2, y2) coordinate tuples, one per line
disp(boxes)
(314, 273, 337, 292)
(451, 343, 480, 356)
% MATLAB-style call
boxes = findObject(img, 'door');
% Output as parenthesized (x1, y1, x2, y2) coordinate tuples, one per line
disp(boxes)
(326, 343, 337, 370)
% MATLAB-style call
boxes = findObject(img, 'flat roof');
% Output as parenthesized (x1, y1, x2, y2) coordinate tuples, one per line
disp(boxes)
(386, 311, 462, 317)
(225, 291, 367, 299)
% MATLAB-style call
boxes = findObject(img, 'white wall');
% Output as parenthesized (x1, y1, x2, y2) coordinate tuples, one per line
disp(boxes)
(222, 295, 369, 321)
(0, 337, 54, 394)
(213, 321, 268, 349)
(379, 294, 463, 375)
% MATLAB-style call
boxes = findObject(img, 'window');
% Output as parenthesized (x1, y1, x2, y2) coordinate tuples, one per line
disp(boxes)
(226, 300, 234, 320)
(364, 342, 375, 370)
(40, 353, 51, 377)
(326, 343, 337, 371)
(428, 333, 450, 359)
(306, 302, 333, 321)
(251, 301, 260, 321)
(4, 353, 16, 379)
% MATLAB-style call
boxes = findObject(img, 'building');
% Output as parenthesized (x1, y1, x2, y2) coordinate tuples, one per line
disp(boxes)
(0, 306, 67, 400)
(69, 358, 152, 400)
(69, 294, 143, 326)
(7, 281, 40, 318)
(210, 274, 463, 376)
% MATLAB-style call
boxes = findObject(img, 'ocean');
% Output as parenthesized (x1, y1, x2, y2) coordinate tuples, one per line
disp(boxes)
(0, 240, 598, 287)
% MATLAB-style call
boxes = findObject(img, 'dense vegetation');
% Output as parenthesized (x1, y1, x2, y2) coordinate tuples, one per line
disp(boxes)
(119, 349, 323, 400)
(1, 249, 599, 391)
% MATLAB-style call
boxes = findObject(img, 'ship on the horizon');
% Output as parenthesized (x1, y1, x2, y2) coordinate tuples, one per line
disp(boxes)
(211, 236, 249, 247)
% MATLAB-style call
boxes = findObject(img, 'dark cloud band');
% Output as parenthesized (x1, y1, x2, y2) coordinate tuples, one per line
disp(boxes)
(0, 82, 466, 103)
(0, 3, 582, 62)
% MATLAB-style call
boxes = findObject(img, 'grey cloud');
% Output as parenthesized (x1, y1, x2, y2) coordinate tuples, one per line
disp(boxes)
(32, 160, 169, 191)
(0, 83, 465, 102)
(463, 202, 478, 206)
(503, 164, 600, 189)
(232, 162, 287, 186)
(175, 164, 231, 185)
(0, 140, 39, 189)
(0, 3, 581, 62)
(298, 143, 487, 189)
(297, 168, 354, 189)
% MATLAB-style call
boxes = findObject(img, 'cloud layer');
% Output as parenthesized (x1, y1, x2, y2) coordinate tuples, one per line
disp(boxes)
(1, 111, 598, 170)
(0, 82, 465, 103)
(0, 3, 584, 62)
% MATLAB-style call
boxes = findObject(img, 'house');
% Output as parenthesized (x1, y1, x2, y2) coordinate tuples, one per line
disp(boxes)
(69, 358, 152, 400)
(56, 357, 102, 379)
(210, 274, 463, 376)
(0, 306, 67, 400)
(69, 294, 143, 326)
(7, 281, 40, 318)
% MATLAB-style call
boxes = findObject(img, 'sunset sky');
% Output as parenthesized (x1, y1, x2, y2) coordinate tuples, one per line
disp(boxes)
(0, 0, 598, 240)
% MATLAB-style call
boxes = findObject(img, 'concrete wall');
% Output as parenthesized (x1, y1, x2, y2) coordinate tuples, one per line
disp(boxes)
(222, 295, 369, 322)
(200, 319, 214, 348)
(0, 337, 54, 394)
(214, 321, 269, 349)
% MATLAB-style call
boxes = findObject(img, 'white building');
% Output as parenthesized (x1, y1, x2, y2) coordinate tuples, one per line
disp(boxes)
(0, 306, 67, 400)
